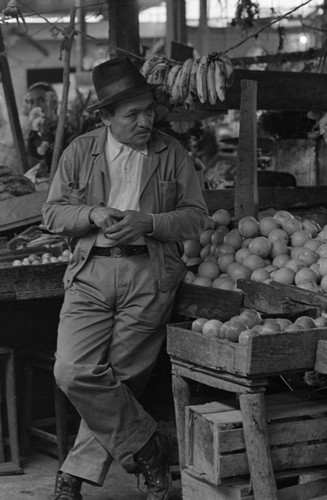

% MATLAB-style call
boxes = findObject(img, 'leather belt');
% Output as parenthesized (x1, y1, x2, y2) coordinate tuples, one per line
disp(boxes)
(90, 245, 148, 258)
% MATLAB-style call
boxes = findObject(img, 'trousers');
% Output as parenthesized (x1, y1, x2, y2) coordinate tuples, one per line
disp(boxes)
(54, 253, 178, 485)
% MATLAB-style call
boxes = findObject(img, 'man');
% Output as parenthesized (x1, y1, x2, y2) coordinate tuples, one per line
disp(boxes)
(42, 57, 208, 500)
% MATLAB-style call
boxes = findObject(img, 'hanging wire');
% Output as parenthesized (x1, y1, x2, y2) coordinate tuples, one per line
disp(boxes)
(0, 0, 318, 65)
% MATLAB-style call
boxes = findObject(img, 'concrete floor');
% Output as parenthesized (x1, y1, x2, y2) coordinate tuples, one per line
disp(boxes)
(0, 451, 181, 499)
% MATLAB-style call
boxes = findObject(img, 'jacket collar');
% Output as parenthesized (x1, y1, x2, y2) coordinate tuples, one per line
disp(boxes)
(91, 126, 168, 156)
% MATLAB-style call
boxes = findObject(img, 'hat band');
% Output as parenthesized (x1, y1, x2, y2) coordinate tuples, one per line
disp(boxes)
(96, 74, 145, 102)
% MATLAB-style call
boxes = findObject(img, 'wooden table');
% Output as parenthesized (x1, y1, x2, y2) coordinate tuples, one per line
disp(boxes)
(169, 356, 277, 499)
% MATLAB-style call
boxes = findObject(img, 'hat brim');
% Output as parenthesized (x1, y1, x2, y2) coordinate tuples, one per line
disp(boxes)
(88, 82, 158, 112)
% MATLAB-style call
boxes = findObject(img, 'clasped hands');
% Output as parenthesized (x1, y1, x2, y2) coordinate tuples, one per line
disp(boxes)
(89, 206, 153, 245)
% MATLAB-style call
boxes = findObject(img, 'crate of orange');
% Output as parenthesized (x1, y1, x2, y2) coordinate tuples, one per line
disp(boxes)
(167, 307, 327, 377)
(181, 207, 327, 318)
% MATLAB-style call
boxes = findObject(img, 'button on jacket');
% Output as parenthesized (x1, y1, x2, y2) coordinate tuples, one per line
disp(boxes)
(42, 125, 208, 291)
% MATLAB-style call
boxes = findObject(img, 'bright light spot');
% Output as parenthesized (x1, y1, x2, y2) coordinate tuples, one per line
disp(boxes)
(299, 34, 308, 44)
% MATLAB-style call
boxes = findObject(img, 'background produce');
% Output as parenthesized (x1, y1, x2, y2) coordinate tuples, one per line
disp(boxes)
(191, 308, 327, 343)
(183, 209, 327, 294)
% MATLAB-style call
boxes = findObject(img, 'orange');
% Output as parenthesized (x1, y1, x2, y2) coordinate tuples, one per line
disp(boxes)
(259, 216, 280, 237)
(200, 244, 211, 261)
(321, 274, 327, 292)
(268, 228, 289, 244)
(302, 218, 319, 237)
(192, 276, 213, 288)
(318, 257, 327, 277)
(215, 243, 236, 256)
(297, 280, 319, 292)
(242, 254, 266, 271)
(272, 254, 290, 268)
(273, 210, 294, 225)
(217, 253, 235, 272)
(223, 229, 243, 250)
(272, 267, 295, 285)
(270, 240, 288, 258)
(235, 247, 251, 264)
(295, 267, 318, 285)
(202, 319, 223, 338)
(294, 247, 318, 266)
(211, 229, 225, 246)
(199, 229, 216, 247)
(248, 237, 272, 258)
(239, 308, 262, 328)
(317, 243, 327, 258)
(282, 218, 303, 236)
(304, 239, 323, 252)
(227, 262, 252, 282)
(294, 316, 316, 329)
(191, 317, 208, 333)
(285, 258, 306, 273)
(250, 268, 270, 282)
(183, 271, 196, 283)
(290, 230, 312, 247)
(220, 318, 248, 342)
(183, 239, 202, 258)
(238, 216, 259, 238)
(198, 261, 220, 279)
(211, 209, 231, 227)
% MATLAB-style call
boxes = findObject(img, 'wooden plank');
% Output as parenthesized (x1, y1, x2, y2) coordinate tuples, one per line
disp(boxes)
(203, 186, 327, 215)
(238, 279, 327, 314)
(0, 191, 47, 232)
(206, 69, 327, 111)
(173, 283, 243, 321)
(0, 26, 28, 174)
(167, 323, 327, 376)
(234, 80, 258, 220)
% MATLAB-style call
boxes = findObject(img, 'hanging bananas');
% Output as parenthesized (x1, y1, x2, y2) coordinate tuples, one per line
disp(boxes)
(139, 50, 234, 109)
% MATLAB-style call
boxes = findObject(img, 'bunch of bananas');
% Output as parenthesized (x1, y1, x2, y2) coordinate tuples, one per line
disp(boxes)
(140, 52, 234, 110)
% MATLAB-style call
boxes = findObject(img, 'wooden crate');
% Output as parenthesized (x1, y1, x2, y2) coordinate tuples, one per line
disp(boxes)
(166, 322, 327, 377)
(181, 467, 327, 500)
(185, 399, 327, 486)
(238, 279, 327, 315)
(0, 262, 66, 300)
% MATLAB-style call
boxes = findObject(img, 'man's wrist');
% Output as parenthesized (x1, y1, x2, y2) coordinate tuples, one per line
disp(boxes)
(88, 208, 96, 226)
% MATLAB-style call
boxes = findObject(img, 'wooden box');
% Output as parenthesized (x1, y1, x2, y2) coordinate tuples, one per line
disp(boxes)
(0, 262, 66, 301)
(185, 399, 327, 485)
(166, 322, 327, 377)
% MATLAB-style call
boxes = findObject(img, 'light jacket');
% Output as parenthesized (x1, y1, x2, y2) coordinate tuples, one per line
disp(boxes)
(42, 126, 208, 292)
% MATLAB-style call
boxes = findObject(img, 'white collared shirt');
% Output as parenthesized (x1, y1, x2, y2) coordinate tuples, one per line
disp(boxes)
(95, 127, 147, 246)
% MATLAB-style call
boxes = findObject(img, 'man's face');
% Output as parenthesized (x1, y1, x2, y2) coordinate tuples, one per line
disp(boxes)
(105, 92, 155, 150)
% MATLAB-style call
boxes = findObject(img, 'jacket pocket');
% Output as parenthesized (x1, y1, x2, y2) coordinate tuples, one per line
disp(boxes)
(160, 180, 176, 212)
(64, 182, 88, 205)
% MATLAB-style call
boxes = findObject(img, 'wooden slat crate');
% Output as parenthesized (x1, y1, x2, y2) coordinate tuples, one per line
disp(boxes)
(167, 322, 327, 377)
(173, 283, 243, 322)
(185, 399, 327, 486)
(238, 279, 327, 315)
(0, 262, 66, 300)
(181, 468, 327, 500)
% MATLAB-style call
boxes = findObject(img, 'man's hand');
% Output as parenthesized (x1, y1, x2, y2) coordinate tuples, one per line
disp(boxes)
(89, 207, 123, 231)
(103, 210, 153, 245)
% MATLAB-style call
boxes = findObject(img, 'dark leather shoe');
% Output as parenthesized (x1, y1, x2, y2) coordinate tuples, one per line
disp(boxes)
(134, 431, 174, 500)
(54, 472, 83, 500)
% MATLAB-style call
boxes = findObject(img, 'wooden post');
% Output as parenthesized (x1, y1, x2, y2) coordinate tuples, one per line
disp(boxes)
(107, 0, 141, 59)
(75, 0, 86, 72)
(234, 79, 258, 220)
(166, 0, 187, 58)
(49, 9, 76, 183)
(239, 393, 278, 500)
(171, 371, 191, 471)
(0, 26, 28, 174)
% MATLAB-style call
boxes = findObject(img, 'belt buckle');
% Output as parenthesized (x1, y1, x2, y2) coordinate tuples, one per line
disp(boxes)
(112, 246, 125, 258)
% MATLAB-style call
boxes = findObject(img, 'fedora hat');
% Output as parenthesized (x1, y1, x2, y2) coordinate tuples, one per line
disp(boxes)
(88, 57, 157, 111)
